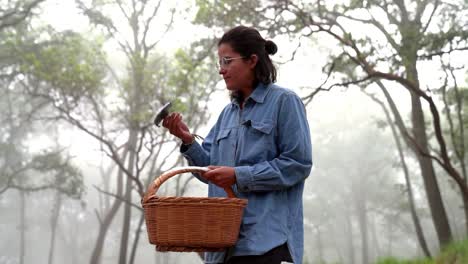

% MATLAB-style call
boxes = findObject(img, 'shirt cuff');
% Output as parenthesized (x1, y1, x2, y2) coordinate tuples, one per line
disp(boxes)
(235, 166, 253, 192)
(180, 142, 203, 164)
(180, 141, 196, 153)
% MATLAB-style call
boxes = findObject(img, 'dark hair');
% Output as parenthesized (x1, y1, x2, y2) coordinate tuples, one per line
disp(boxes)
(218, 26, 277, 85)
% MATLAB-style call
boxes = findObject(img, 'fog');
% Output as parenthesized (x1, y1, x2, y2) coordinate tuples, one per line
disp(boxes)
(1, 1, 467, 264)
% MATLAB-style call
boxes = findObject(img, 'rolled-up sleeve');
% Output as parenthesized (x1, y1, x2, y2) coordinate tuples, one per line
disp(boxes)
(235, 93, 312, 192)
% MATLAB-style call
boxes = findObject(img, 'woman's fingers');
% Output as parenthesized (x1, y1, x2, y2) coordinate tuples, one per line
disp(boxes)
(165, 113, 180, 134)
(203, 167, 236, 188)
(203, 169, 215, 180)
(162, 113, 174, 127)
(161, 112, 192, 141)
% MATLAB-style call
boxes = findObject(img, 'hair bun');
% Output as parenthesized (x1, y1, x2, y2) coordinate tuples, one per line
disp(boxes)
(265, 40, 278, 55)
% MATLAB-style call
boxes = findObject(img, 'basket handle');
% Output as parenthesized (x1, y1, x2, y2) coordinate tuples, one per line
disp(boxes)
(142, 166, 237, 203)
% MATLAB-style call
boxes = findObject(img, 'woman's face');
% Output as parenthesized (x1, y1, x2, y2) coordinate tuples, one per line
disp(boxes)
(217, 43, 256, 93)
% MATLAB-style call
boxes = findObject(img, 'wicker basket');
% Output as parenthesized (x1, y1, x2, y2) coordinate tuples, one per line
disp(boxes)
(141, 166, 248, 252)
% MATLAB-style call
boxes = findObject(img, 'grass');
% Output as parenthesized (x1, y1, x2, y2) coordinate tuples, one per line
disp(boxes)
(375, 256, 432, 264)
(434, 239, 468, 264)
(375, 239, 468, 264)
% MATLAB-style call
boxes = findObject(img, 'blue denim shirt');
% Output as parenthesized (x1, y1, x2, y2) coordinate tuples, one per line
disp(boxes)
(181, 83, 312, 264)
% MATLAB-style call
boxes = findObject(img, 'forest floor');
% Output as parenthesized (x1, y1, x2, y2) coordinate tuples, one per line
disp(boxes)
(376, 239, 468, 264)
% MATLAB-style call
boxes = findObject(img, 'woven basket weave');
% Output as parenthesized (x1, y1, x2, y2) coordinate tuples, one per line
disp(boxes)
(141, 166, 248, 252)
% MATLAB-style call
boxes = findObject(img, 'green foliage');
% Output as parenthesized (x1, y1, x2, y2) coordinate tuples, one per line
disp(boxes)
(146, 39, 219, 127)
(115, 37, 219, 128)
(375, 257, 432, 264)
(0, 0, 45, 31)
(376, 239, 468, 264)
(435, 239, 468, 263)
(30, 150, 85, 199)
(18, 30, 107, 104)
(436, 83, 468, 164)
(326, 53, 358, 79)
(194, 0, 263, 28)
(1, 26, 87, 199)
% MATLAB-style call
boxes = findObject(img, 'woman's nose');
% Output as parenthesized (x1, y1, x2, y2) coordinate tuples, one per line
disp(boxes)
(219, 67, 227, 75)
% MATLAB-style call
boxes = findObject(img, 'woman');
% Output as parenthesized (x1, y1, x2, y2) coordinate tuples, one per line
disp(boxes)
(162, 26, 312, 264)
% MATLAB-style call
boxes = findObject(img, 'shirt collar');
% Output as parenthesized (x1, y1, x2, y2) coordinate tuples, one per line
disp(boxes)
(231, 83, 271, 106)
(249, 82, 270, 104)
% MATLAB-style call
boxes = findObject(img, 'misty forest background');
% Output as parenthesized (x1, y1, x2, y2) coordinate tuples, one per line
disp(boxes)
(1, 0, 468, 263)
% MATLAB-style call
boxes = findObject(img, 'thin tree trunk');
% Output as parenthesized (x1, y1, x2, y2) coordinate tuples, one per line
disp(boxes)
(48, 192, 63, 264)
(440, 75, 468, 235)
(356, 197, 368, 264)
(369, 217, 381, 261)
(315, 227, 324, 263)
(118, 174, 133, 264)
(330, 224, 344, 264)
(367, 84, 432, 257)
(118, 130, 138, 264)
(403, 34, 453, 246)
(90, 150, 128, 264)
(128, 213, 145, 264)
(395, 120, 432, 256)
(368, 62, 453, 248)
(19, 190, 26, 264)
(344, 206, 355, 264)
(387, 217, 393, 256)
(411, 91, 452, 247)
(463, 196, 468, 236)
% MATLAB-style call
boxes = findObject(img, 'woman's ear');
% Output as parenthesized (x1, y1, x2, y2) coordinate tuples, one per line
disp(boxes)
(248, 54, 258, 69)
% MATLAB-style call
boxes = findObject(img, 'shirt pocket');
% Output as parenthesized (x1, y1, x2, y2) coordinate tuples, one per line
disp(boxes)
(214, 128, 236, 165)
(241, 120, 276, 163)
(216, 128, 232, 144)
(250, 120, 274, 135)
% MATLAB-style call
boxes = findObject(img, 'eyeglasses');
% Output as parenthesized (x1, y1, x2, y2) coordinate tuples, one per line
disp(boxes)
(218, 56, 245, 69)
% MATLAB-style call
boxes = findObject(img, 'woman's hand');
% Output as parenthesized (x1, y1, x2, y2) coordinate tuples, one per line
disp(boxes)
(162, 113, 193, 144)
(203, 166, 237, 188)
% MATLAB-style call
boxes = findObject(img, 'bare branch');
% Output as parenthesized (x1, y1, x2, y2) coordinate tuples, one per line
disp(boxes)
(94, 185, 143, 212)
(141, 0, 163, 47)
(276, 36, 303, 65)
(421, 0, 440, 33)
(0, 0, 45, 31)
(394, 0, 409, 23)
(146, 7, 176, 51)
(441, 60, 467, 180)
(375, 1, 400, 25)
(440, 64, 460, 158)
(115, 0, 131, 22)
(18, 81, 140, 189)
(419, 46, 468, 60)
(94, 209, 103, 225)
(302, 75, 373, 106)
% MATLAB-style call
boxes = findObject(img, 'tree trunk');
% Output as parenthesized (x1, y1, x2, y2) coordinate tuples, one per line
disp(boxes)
(118, 130, 138, 264)
(315, 227, 324, 263)
(399, 21, 454, 245)
(386, 217, 393, 256)
(396, 118, 432, 257)
(328, 222, 344, 264)
(463, 196, 468, 236)
(19, 190, 26, 264)
(344, 206, 355, 264)
(48, 192, 63, 264)
(370, 215, 381, 260)
(411, 91, 452, 247)
(356, 197, 368, 264)
(90, 149, 128, 264)
(128, 213, 145, 264)
(372, 83, 432, 257)
(90, 186, 123, 264)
